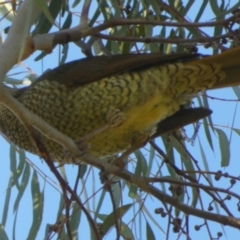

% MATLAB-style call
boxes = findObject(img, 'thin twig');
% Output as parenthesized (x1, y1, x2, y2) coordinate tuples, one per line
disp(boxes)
(150, 141, 233, 216)
(78, 153, 240, 229)
(32, 12, 240, 51)
(33, 137, 102, 240)
(104, 174, 121, 240)
(88, 16, 239, 32)
(95, 32, 232, 44)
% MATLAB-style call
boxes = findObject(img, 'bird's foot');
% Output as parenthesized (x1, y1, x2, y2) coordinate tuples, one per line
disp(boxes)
(76, 141, 91, 154)
(74, 109, 125, 146)
(106, 108, 126, 127)
(113, 131, 149, 168)
(76, 125, 109, 143)
(62, 141, 91, 165)
(131, 131, 149, 146)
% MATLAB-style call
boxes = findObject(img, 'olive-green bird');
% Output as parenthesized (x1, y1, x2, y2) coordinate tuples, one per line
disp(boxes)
(1, 46, 240, 164)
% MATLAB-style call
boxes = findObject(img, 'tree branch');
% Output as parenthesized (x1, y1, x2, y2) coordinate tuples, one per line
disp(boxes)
(31, 11, 240, 52)
(76, 154, 240, 229)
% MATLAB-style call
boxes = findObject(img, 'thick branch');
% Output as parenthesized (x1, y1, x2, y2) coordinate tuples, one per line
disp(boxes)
(0, 0, 39, 81)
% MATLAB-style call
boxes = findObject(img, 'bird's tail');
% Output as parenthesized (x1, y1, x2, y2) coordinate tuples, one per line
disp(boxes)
(192, 45, 240, 90)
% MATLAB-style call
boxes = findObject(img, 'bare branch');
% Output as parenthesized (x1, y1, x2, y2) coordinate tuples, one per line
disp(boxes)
(87, 16, 239, 31)
(0, 0, 39, 81)
(95, 32, 232, 45)
(76, 154, 240, 229)
(31, 13, 240, 53)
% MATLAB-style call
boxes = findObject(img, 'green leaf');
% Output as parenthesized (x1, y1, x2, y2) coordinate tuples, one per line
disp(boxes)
(98, 1, 112, 21)
(13, 208, 18, 240)
(0, 4, 15, 22)
(10, 145, 19, 189)
(148, 0, 161, 17)
(161, 135, 177, 178)
(60, 44, 69, 65)
(233, 128, 240, 136)
(26, 170, 44, 240)
(203, 117, 214, 151)
(181, 0, 195, 16)
(202, 96, 215, 133)
(134, 149, 148, 177)
(194, 0, 208, 23)
(34, 0, 56, 27)
(33, 0, 62, 35)
(70, 202, 82, 238)
(131, 1, 141, 19)
(100, 204, 133, 236)
(120, 221, 135, 240)
(213, 25, 223, 54)
(34, 51, 48, 61)
(129, 149, 148, 198)
(62, 12, 72, 30)
(56, 194, 64, 221)
(95, 215, 136, 240)
(146, 220, 156, 240)
(59, 165, 68, 181)
(0, 224, 9, 240)
(146, 144, 155, 177)
(110, 180, 122, 208)
(72, 0, 81, 8)
(88, 7, 101, 28)
(58, 220, 68, 239)
(197, 97, 214, 151)
(174, 177, 185, 217)
(17, 150, 26, 179)
(1, 178, 12, 226)
(94, 190, 107, 221)
(199, 138, 222, 218)
(128, 183, 138, 199)
(209, 0, 222, 16)
(214, 128, 230, 167)
(172, 139, 196, 180)
(78, 165, 88, 179)
(13, 163, 30, 212)
(232, 86, 240, 99)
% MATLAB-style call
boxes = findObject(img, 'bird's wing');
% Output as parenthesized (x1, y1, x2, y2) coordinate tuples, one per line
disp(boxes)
(35, 53, 200, 87)
(35, 45, 240, 90)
